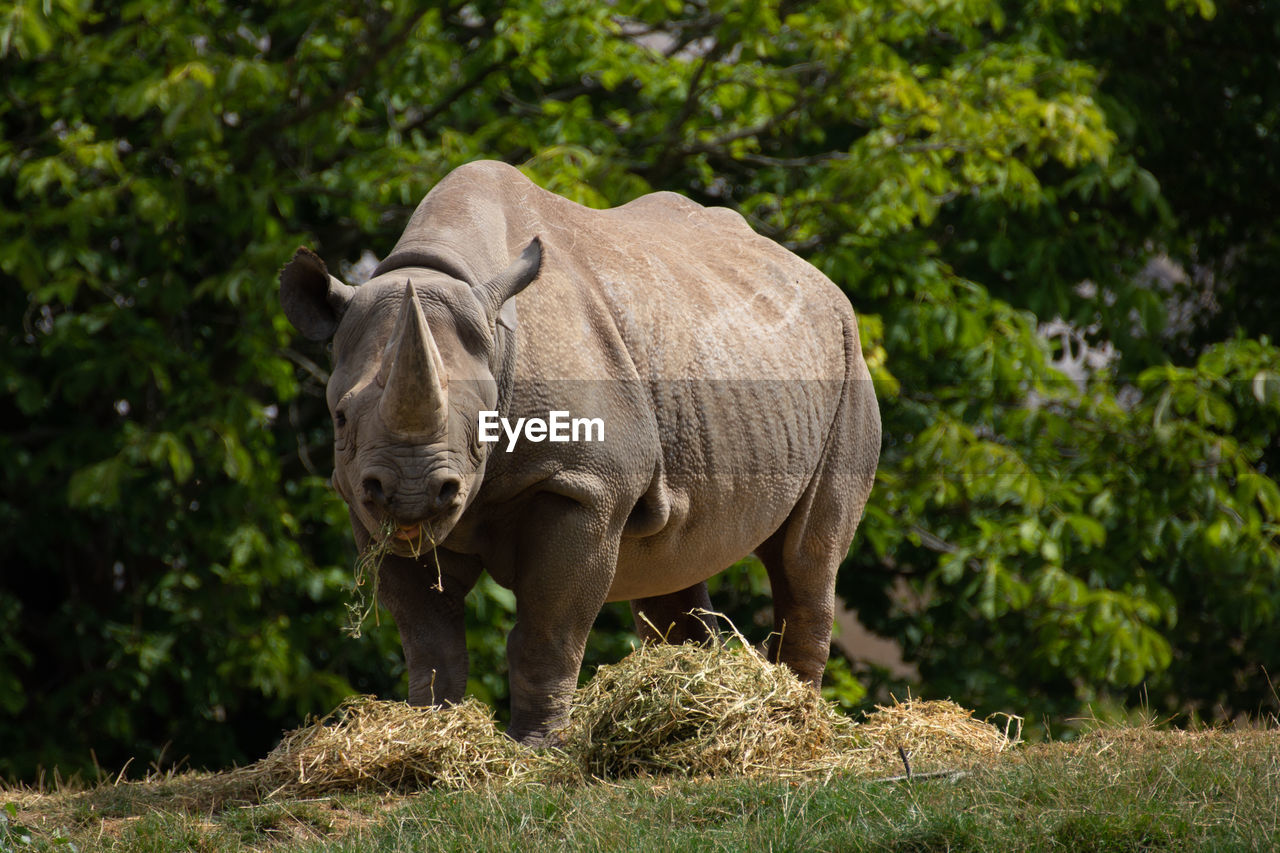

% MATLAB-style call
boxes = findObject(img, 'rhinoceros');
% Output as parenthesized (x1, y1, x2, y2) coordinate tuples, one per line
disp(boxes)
(280, 160, 880, 744)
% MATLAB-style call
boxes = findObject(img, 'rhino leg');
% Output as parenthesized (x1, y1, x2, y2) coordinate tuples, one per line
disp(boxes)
(504, 497, 618, 746)
(375, 550, 482, 706)
(630, 582, 717, 644)
(755, 524, 839, 689)
(757, 371, 880, 689)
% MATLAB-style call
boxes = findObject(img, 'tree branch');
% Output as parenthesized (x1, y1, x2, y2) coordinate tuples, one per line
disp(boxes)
(397, 57, 507, 136)
(266, 8, 431, 135)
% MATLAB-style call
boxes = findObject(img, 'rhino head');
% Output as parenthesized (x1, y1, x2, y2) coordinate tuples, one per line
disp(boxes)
(279, 239, 542, 552)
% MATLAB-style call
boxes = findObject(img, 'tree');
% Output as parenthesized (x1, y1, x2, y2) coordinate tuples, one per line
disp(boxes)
(878, 0, 1280, 722)
(2, 0, 1276, 780)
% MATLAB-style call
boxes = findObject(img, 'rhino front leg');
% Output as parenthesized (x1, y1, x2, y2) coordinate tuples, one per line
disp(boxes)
(375, 550, 482, 706)
(504, 497, 617, 745)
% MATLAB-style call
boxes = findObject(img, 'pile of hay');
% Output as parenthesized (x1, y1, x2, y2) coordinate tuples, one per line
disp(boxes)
(563, 641, 1019, 780)
(178, 641, 1019, 805)
(857, 697, 1023, 774)
(215, 696, 539, 800)
(565, 641, 864, 778)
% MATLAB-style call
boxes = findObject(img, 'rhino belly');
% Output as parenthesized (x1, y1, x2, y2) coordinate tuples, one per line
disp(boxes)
(607, 505, 793, 601)
(604, 377, 841, 601)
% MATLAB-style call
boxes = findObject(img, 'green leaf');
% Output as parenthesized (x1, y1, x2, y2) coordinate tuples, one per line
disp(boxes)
(1065, 514, 1106, 548)
(67, 456, 126, 508)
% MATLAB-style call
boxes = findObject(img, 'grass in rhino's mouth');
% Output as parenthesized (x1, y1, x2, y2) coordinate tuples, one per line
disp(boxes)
(345, 519, 444, 638)
(402, 522, 445, 592)
(345, 518, 395, 638)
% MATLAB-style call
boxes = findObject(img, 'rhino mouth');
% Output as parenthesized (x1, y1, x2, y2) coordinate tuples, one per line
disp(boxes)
(384, 515, 458, 558)
(393, 524, 423, 542)
(386, 525, 430, 557)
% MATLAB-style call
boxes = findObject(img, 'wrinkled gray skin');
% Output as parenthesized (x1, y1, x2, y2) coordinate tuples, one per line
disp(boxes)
(280, 161, 880, 745)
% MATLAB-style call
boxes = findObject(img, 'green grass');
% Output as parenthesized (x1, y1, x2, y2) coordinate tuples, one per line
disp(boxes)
(6, 727, 1278, 852)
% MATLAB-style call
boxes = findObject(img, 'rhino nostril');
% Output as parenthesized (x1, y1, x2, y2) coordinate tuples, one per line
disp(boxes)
(434, 475, 461, 510)
(362, 476, 388, 508)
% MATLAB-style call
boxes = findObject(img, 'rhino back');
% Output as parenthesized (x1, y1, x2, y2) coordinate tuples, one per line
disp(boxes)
(380, 161, 847, 381)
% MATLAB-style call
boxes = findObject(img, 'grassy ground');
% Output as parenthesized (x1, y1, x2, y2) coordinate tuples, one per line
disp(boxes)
(6, 725, 1278, 852)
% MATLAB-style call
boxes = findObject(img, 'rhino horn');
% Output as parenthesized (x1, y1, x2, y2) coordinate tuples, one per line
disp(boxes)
(377, 280, 448, 434)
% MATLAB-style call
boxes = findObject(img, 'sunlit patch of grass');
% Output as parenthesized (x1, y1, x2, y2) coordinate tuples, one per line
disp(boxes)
(9, 643, 1279, 851)
(7, 724, 1280, 851)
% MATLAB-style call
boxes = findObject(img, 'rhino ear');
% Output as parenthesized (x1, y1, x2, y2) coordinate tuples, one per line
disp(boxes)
(475, 237, 542, 325)
(280, 247, 356, 341)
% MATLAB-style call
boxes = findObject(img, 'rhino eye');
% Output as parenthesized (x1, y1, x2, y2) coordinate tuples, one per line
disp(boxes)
(335, 409, 348, 429)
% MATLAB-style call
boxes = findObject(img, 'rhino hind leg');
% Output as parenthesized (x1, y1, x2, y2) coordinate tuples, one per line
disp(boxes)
(630, 582, 717, 645)
(758, 360, 881, 689)
(754, 524, 840, 689)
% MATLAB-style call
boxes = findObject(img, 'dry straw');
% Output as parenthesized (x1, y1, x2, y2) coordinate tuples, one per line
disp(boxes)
(564, 636, 1019, 780)
(565, 639, 863, 779)
(347, 520, 446, 637)
(345, 520, 395, 638)
(858, 695, 1023, 771)
(163, 635, 1021, 808)
(211, 697, 541, 803)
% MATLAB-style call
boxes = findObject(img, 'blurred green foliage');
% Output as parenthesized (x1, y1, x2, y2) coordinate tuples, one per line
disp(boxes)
(2, 0, 1277, 780)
